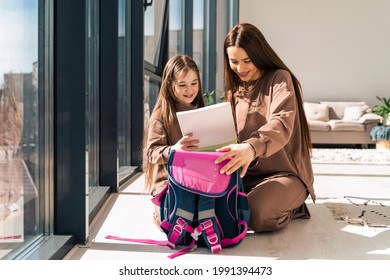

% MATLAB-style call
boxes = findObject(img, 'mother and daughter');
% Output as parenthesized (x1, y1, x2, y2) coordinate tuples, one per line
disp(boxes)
(143, 23, 316, 234)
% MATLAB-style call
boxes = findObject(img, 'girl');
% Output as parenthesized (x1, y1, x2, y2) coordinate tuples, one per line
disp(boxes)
(143, 54, 205, 228)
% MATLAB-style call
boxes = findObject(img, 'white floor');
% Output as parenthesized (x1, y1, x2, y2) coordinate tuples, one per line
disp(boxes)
(64, 161, 390, 261)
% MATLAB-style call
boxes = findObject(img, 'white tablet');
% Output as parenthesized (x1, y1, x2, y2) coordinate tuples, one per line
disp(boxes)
(176, 102, 237, 151)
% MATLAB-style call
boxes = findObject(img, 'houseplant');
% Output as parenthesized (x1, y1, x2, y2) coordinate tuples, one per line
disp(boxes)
(372, 96, 390, 125)
(203, 89, 224, 106)
(370, 97, 390, 149)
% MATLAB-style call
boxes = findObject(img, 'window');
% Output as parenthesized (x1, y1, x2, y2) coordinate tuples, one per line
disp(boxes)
(169, 0, 183, 57)
(86, 0, 100, 191)
(0, 0, 51, 259)
(193, 0, 204, 76)
(144, 0, 166, 67)
(144, 0, 167, 127)
(118, 0, 137, 180)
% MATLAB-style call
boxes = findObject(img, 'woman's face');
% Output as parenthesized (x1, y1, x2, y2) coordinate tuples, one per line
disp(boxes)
(226, 46, 261, 82)
(172, 69, 199, 105)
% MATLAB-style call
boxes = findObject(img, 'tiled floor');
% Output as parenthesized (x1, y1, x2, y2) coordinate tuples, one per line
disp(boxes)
(64, 161, 390, 261)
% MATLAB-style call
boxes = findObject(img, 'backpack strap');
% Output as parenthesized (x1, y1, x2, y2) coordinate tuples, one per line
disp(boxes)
(191, 195, 222, 253)
(220, 220, 248, 247)
(161, 185, 196, 249)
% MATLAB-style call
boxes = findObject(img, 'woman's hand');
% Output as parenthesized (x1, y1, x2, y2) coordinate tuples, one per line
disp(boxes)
(215, 143, 255, 178)
(172, 133, 199, 151)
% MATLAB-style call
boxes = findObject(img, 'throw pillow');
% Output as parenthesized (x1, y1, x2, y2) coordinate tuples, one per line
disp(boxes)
(342, 106, 366, 121)
(304, 102, 330, 121)
(320, 101, 368, 119)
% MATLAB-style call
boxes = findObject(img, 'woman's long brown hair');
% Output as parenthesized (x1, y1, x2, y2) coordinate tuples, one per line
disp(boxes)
(223, 23, 312, 153)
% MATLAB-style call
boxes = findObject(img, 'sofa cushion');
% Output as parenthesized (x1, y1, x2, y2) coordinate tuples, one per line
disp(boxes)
(304, 102, 329, 121)
(358, 113, 383, 124)
(320, 101, 369, 119)
(328, 120, 366, 131)
(342, 106, 367, 121)
(308, 120, 330, 131)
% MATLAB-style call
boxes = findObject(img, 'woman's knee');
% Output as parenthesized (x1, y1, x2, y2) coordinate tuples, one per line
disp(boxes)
(246, 175, 308, 232)
(248, 199, 290, 232)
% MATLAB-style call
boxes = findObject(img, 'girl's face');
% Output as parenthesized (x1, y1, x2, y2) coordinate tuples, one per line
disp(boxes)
(226, 46, 261, 82)
(172, 69, 199, 105)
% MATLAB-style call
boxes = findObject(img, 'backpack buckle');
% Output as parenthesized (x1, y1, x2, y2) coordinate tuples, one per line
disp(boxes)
(210, 244, 222, 253)
(173, 217, 186, 235)
(201, 219, 213, 229)
(191, 219, 213, 240)
(191, 228, 201, 240)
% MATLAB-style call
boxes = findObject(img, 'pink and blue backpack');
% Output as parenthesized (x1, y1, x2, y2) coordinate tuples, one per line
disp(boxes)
(107, 150, 250, 258)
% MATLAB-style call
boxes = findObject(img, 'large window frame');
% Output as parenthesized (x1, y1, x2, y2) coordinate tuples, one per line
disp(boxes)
(1, 0, 239, 260)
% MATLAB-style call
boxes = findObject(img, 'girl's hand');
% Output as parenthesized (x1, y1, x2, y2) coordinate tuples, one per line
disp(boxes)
(215, 143, 255, 178)
(172, 133, 199, 151)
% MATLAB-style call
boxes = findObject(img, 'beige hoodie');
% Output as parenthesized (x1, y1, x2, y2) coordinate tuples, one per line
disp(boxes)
(234, 69, 316, 202)
(146, 102, 197, 197)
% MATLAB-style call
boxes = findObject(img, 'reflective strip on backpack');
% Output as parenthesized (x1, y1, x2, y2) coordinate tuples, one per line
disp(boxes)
(198, 209, 216, 220)
(176, 208, 194, 221)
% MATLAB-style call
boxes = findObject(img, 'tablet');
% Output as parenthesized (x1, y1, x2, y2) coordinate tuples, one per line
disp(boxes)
(176, 102, 237, 151)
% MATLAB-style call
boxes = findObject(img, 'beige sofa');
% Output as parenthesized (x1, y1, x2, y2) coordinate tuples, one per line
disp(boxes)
(304, 101, 383, 146)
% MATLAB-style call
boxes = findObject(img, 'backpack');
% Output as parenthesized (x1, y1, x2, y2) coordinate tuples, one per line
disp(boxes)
(106, 150, 250, 258)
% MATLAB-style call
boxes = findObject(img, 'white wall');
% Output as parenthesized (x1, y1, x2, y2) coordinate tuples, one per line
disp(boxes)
(238, 0, 390, 107)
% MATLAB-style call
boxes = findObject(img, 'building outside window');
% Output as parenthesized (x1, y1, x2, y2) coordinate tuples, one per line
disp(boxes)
(0, 0, 52, 259)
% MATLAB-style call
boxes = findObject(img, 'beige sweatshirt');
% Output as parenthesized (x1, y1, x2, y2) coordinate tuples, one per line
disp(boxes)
(234, 69, 316, 201)
(146, 102, 197, 197)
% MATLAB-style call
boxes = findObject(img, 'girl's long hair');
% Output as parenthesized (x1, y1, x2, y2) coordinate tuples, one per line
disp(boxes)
(223, 23, 312, 153)
(143, 54, 204, 193)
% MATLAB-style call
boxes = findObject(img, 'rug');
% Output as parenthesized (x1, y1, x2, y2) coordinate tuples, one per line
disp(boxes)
(311, 148, 390, 164)
(323, 196, 390, 228)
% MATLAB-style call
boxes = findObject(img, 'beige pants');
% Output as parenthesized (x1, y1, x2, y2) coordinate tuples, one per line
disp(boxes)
(246, 174, 310, 232)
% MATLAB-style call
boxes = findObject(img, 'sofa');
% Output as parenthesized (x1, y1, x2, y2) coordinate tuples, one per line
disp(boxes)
(304, 101, 383, 146)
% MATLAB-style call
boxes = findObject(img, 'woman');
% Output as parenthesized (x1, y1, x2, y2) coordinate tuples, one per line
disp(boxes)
(143, 54, 204, 228)
(215, 23, 316, 232)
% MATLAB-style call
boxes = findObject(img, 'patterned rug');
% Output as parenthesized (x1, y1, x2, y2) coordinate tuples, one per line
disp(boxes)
(311, 148, 390, 165)
(323, 196, 390, 228)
